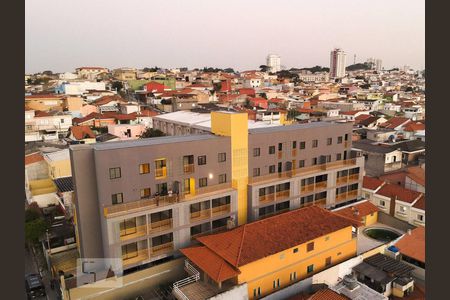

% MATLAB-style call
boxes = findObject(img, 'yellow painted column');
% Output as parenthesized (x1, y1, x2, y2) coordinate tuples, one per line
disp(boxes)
(211, 112, 249, 225)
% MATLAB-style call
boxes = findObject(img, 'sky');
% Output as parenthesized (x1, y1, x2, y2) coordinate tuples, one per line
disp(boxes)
(25, 0, 425, 74)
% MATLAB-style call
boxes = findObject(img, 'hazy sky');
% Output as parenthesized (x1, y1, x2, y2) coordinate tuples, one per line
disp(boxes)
(25, 0, 425, 74)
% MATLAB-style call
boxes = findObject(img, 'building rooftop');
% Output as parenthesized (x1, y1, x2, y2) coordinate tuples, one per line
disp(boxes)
(81, 134, 223, 151)
(53, 176, 73, 193)
(43, 148, 70, 162)
(248, 121, 350, 134)
(376, 183, 422, 204)
(193, 205, 360, 268)
(332, 279, 388, 300)
(394, 227, 425, 263)
(333, 200, 379, 224)
(25, 152, 44, 166)
(363, 253, 415, 278)
(353, 140, 399, 154)
(362, 176, 385, 191)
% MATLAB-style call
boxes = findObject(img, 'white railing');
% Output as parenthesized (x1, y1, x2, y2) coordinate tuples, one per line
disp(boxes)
(173, 260, 200, 300)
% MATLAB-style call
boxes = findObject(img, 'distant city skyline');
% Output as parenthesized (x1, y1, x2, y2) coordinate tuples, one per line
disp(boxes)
(25, 0, 425, 74)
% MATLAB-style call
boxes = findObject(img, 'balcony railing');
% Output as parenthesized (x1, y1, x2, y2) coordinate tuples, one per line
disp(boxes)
(104, 183, 233, 218)
(275, 190, 290, 200)
(190, 209, 211, 221)
(336, 176, 349, 185)
(211, 204, 230, 217)
(336, 190, 358, 203)
(314, 198, 327, 206)
(155, 167, 167, 179)
(122, 249, 149, 266)
(183, 164, 195, 174)
(151, 242, 174, 256)
(104, 194, 178, 218)
(315, 181, 327, 189)
(259, 193, 275, 203)
(348, 174, 359, 182)
(148, 218, 173, 234)
(120, 225, 147, 242)
(248, 158, 357, 185)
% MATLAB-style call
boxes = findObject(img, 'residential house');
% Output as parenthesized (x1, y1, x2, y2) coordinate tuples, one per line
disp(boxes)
(378, 117, 411, 131)
(365, 129, 398, 142)
(107, 124, 146, 140)
(393, 227, 425, 281)
(361, 176, 385, 201)
(75, 67, 109, 80)
(404, 166, 425, 193)
(353, 140, 404, 176)
(43, 149, 72, 179)
(25, 94, 65, 112)
(113, 68, 137, 81)
(340, 110, 370, 122)
(55, 81, 106, 96)
(25, 110, 73, 142)
(333, 200, 379, 227)
(67, 125, 96, 144)
(92, 95, 128, 113)
(178, 205, 359, 300)
(249, 97, 268, 109)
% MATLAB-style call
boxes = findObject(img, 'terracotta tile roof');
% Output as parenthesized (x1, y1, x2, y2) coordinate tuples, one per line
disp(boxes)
(412, 194, 425, 210)
(70, 125, 96, 140)
(268, 98, 285, 103)
(135, 109, 159, 117)
(406, 166, 425, 186)
(334, 201, 379, 224)
(357, 116, 380, 127)
(340, 110, 364, 116)
(376, 183, 422, 204)
(196, 205, 359, 267)
(395, 227, 425, 263)
(362, 176, 385, 191)
(145, 81, 168, 93)
(92, 95, 127, 106)
(180, 246, 240, 283)
(25, 152, 44, 165)
(238, 88, 255, 96)
(403, 122, 425, 132)
(307, 289, 350, 300)
(34, 110, 53, 117)
(354, 114, 372, 121)
(218, 94, 240, 102)
(379, 117, 411, 129)
(298, 108, 313, 113)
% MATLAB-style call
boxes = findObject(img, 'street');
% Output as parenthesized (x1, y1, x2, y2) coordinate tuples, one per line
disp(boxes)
(25, 246, 61, 300)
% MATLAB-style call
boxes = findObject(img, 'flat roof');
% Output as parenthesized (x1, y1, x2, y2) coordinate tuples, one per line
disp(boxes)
(89, 134, 223, 151)
(249, 121, 349, 134)
(43, 148, 70, 162)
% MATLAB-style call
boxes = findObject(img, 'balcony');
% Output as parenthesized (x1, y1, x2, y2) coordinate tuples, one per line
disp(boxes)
(278, 151, 283, 159)
(155, 167, 167, 179)
(181, 182, 233, 201)
(275, 190, 290, 200)
(314, 198, 327, 206)
(348, 174, 359, 182)
(183, 164, 195, 174)
(148, 218, 173, 234)
(151, 242, 174, 256)
(103, 194, 178, 218)
(336, 190, 358, 203)
(122, 249, 149, 267)
(336, 176, 349, 185)
(248, 158, 358, 185)
(292, 149, 297, 156)
(315, 181, 327, 190)
(120, 225, 147, 242)
(190, 209, 211, 222)
(211, 204, 231, 217)
(259, 193, 275, 203)
(301, 183, 315, 193)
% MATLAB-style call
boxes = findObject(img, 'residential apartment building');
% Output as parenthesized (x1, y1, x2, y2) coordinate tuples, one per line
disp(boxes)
(70, 112, 364, 272)
(330, 48, 346, 78)
(25, 110, 73, 142)
(266, 54, 281, 73)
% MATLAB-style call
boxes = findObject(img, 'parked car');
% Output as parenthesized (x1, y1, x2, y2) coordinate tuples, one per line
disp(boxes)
(25, 273, 46, 299)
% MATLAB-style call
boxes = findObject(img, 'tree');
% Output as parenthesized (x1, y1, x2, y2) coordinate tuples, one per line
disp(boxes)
(140, 128, 165, 138)
(25, 203, 42, 222)
(25, 218, 49, 245)
(42, 70, 53, 76)
(143, 67, 159, 72)
(223, 68, 235, 73)
(111, 81, 124, 92)
(213, 82, 222, 92)
(259, 65, 269, 72)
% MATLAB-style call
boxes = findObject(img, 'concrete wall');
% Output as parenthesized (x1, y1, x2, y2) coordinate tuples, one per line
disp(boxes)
(209, 283, 248, 300)
(377, 211, 416, 232)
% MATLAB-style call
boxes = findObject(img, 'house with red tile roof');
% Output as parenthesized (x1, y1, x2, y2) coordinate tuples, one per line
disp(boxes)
(92, 95, 127, 113)
(394, 227, 425, 280)
(144, 81, 170, 93)
(378, 117, 411, 130)
(339, 110, 370, 121)
(333, 200, 380, 226)
(67, 125, 96, 143)
(238, 88, 256, 97)
(248, 97, 268, 109)
(178, 205, 359, 299)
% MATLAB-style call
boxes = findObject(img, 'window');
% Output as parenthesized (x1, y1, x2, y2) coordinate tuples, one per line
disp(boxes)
(60, 118, 65, 123)
(344, 134, 349, 141)
(273, 279, 280, 289)
(278, 143, 283, 151)
(253, 148, 261, 157)
(218, 152, 226, 162)
(253, 168, 261, 177)
(112, 193, 123, 205)
(219, 174, 227, 184)
(140, 188, 151, 199)
(293, 248, 298, 253)
(299, 141, 306, 149)
(337, 136, 343, 144)
(139, 163, 150, 174)
(307, 242, 314, 252)
(199, 177, 208, 187)
(380, 200, 385, 207)
(253, 287, 261, 298)
(269, 145, 275, 154)
(326, 155, 331, 163)
(399, 205, 406, 213)
(325, 257, 332, 266)
(312, 157, 318, 165)
(292, 141, 297, 148)
(418, 214, 424, 221)
(307, 264, 314, 274)
(312, 139, 318, 148)
(290, 272, 297, 281)
(122, 242, 138, 259)
(336, 153, 342, 161)
(120, 218, 137, 236)
(269, 165, 276, 174)
(327, 138, 332, 145)
(299, 160, 305, 168)
(109, 167, 121, 179)
(198, 155, 206, 165)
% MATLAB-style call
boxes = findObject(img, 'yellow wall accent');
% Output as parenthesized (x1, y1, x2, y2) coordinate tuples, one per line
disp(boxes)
(48, 159, 72, 179)
(189, 178, 196, 196)
(211, 112, 249, 225)
(364, 211, 378, 226)
(29, 178, 57, 196)
(236, 226, 357, 299)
